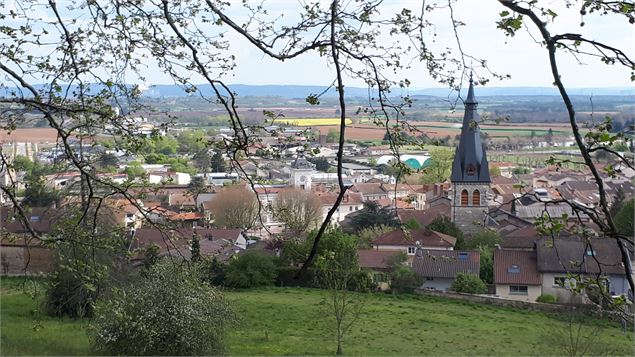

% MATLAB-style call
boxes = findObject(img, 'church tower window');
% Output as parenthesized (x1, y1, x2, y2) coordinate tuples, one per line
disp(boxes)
(472, 189, 480, 206)
(461, 189, 469, 206)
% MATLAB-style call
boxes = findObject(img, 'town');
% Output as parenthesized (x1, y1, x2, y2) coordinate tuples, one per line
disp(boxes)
(1, 0, 634, 355)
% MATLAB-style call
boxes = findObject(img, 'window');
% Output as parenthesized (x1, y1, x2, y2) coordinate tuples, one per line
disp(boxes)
(458, 252, 469, 260)
(349, 206, 353, 212)
(30, 216, 40, 222)
(586, 249, 595, 256)
(407, 247, 416, 255)
(509, 285, 528, 295)
(472, 189, 480, 206)
(373, 273, 386, 283)
(507, 265, 520, 274)
(554, 277, 566, 287)
(461, 189, 469, 206)
(426, 277, 434, 281)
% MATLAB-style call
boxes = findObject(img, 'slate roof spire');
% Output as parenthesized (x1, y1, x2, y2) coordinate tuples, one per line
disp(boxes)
(450, 73, 491, 183)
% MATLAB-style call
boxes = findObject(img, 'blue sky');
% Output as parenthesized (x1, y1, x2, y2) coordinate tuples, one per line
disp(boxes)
(221, 0, 634, 89)
(2, 0, 633, 89)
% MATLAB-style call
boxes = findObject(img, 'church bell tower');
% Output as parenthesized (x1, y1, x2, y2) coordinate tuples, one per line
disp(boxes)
(450, 74, 491, 235)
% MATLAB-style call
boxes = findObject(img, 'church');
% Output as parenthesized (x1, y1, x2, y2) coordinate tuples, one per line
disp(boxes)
(450, 74, 491, 235)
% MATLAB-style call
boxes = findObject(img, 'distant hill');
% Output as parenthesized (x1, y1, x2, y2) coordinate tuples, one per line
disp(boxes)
(141, 84, 635, 98)
(4, 83, 634, 99)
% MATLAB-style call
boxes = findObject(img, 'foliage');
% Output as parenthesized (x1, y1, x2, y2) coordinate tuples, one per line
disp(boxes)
(349, 201, 399, 233)
(274, 188, 323, 234)
(489, 166, 502, 177)
(465, 230, 502, 250)
(357, 224, 394, 248)
(202, 257, 227, 286)
(512, 167, 531, 175)
(314, 229, 366, 355)
(478, 245, 494, 285)
(211, 151, 227, 173)
(187, 175, 207, 201)
(224, 251, 278, 289)
(403, 218, 421, 230)
(208, 185, 259, 229)
(427, 216, 465, 250)
(450, 273, 487, 294)
(141, 243, 161, 272)
(191, 235, 201, 263)
(613, 199, 634, 236)
(536, 294, 557, 304)
(390, 266, 421, 294)
(88, 260, 236, 356)
(124, 161, 145, 180)
(22, 176, 57, 208)
(421, 148, 454, 184)
(43, 216, 127, 318)
(326, 128, 340, 143)
(307, 157, 331, 172)
(177, 129, 207, 154)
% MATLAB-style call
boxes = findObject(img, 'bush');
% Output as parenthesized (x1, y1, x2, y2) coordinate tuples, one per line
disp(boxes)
(390, 266, 422, 294)
(275, 267, 316, 288)
(88, 260, 236, 356)
(224, 251, 278, 288)
(43, 266, 101, 318)
(536, 294, 557, 304)
(450, 273, 487, 294)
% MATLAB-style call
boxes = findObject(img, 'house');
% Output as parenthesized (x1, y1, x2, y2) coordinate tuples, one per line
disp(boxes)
(412, 249, 480, 291)
(131, 227, 247, 262)
(358, 249, 402, 290)
(316, 191, 364, 224)
(493, 249, 542, 302)
(350, 183, 388, 201)
(536, 236, 632, 303)
(372, 227, 456, 258)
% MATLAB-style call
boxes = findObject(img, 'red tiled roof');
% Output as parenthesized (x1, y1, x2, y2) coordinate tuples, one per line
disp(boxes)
(169, 212, 204, 221)
(373, 228, 455, 248)
(397, 206, 451, 227)
(493, 250, 542, 285)
(358, 250, 400, 270)
(376, 198, 413, 209)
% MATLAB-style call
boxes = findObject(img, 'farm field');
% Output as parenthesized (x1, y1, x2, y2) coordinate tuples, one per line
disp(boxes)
(274, 117, 353, 126)
(314, 122, 579, 141)
(1, 282, 633, 356)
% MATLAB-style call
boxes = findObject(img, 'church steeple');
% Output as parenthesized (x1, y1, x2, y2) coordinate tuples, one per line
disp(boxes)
(450, 73, 490, 183)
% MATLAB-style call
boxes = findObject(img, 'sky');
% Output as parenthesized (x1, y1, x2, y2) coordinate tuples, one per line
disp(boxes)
(1, 0, 633, 89)
(218, 0, 635, 89)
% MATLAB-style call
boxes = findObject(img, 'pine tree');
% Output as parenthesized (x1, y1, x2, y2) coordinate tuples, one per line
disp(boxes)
(191, 234, 201, 263)
(211, 151, 226, 173)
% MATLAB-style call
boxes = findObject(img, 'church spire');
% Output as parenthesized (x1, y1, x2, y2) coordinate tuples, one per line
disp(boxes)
(450, 73, 490, 183)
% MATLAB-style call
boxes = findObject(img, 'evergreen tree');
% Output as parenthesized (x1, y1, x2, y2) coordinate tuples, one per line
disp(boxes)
(191, 234, 201, 263)
(211, 151, 227, 173)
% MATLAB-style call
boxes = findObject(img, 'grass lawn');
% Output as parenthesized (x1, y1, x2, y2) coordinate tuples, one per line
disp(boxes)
(1, 283, 633, 356)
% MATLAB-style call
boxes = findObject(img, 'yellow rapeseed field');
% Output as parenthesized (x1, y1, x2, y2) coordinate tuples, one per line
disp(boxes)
(275, 118, 352, 126)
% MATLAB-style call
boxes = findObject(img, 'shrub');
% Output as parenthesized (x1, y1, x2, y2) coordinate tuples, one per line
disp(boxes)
(450, 273, 487, 294)
(536, 294, 557, 304)
(88, 260, 236, 356)
(224, 251, 278, 288)
(390, 266, 422, 294)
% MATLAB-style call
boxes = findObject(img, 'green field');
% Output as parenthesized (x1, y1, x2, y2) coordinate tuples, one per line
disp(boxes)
(1, 283, 633, 356)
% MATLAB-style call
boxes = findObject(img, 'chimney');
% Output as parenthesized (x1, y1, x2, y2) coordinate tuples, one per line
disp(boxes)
(511, 199, 517, 216)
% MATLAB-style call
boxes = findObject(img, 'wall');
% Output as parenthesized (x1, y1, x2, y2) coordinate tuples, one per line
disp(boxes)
(541, 273, 586, 304)
(413, 288, 624, 321)
(421, 278, 453, 292)
(0, 245, 53, 276)
(451, 182, 490, 235)
(495, 284, 542, 302)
